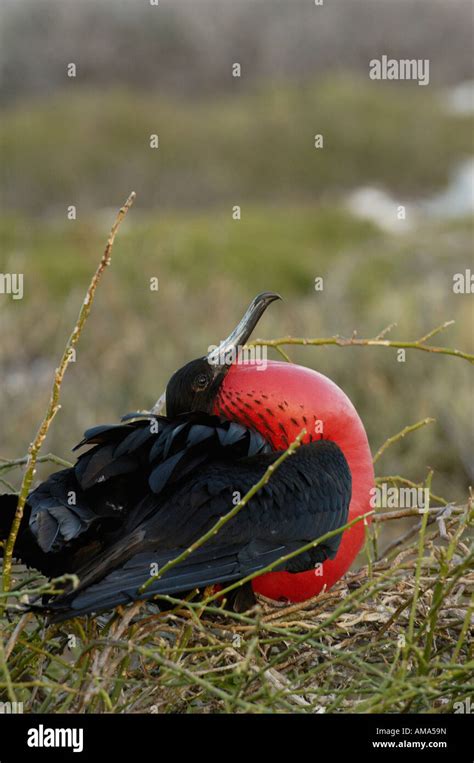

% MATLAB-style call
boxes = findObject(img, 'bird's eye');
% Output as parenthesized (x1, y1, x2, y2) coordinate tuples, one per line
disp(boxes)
(194, 373, 209, 390)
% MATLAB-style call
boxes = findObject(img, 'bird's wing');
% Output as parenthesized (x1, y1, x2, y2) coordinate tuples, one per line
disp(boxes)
(43, 439, 351, 620)
(23, 414, 271, 573)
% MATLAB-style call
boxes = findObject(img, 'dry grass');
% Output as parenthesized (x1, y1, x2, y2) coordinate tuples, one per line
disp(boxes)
(1, 497, 472, 714)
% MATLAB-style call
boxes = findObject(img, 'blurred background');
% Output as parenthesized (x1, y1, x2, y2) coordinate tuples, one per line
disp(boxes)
(0, 0, 473, 511)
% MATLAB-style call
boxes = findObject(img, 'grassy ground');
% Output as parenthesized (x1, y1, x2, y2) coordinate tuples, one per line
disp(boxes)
(1, 499, 472, 713)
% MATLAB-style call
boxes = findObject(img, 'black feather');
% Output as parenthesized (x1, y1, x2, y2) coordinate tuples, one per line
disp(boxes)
(1, 410, 351, 620)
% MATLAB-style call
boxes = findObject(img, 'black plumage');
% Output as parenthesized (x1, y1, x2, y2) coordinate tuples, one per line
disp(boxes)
(1, 412, 350, 620)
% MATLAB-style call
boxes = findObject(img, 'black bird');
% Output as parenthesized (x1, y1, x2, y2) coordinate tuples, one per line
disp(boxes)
(0, 293, 363, 621)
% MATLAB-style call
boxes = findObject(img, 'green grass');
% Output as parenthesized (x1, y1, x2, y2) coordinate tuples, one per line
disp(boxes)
(1, 76, 472, 214)
(1, 502, 472, 713)
(0, 204, 380, 297)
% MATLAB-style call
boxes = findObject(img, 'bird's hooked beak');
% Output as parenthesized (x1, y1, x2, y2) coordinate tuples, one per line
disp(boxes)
(153, 291, 281, 415)
(206, 291, 281, 369)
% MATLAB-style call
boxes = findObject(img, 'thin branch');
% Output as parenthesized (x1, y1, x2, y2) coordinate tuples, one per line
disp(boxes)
(0, 453, 73, 474)
(375, 322, 397, 340)
(406, 471, 433, 646)
(0, 573, 80, 600)
(149, 321, 471, 417)
(273, 345, 293, 363)
(0, 477, 16, 492)
(452, 593, 474, 663)
(374, 504, 466, 523)
(1, 192, 136, 596)
(248, 321, 474, 364)
(417, 321, 455, 344)
(380, 510, 445, 559)
(373, 418, 435, 464)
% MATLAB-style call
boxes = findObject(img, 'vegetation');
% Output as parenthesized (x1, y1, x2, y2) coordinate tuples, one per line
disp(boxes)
(0, 502, 472, 714)
(1, 79, 473, 213)
(1, 11, 472, 710)
(0, 198, 472, 713)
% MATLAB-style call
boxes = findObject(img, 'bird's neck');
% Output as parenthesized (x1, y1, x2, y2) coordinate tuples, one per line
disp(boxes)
(213, 360, 375, 599)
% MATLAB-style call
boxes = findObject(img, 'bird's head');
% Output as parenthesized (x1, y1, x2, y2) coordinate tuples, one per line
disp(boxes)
(165, 292, 281, 418)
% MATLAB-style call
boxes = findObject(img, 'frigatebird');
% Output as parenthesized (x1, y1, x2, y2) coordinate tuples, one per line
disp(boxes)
(0, 293, 374, 620)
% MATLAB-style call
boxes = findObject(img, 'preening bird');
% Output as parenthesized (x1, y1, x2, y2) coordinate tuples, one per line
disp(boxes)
(0, 293, 374, 620)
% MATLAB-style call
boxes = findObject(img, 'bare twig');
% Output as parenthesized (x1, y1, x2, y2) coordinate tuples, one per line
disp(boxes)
(0, 453, 73, 474)
(1, 192, 136, 597)
(406, 471, 432, 646)
(249, 321, 473, 364)
(374, 504, 466, 523)
(373, 418, 435, 464)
